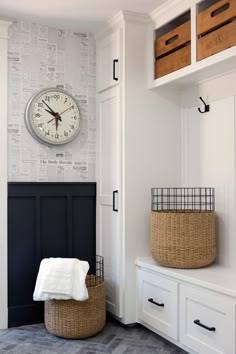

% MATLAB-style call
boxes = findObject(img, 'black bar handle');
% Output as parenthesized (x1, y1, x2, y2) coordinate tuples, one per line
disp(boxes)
(113, 190, 118, 212)
(194, 319, 216, 332)
(148, 298, 164, 307)
(113, 59, 119, 81)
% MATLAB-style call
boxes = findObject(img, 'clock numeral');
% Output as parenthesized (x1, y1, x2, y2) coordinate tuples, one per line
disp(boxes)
(34, 113, 42, 118)
(45, 96, 50, 102)
(70, 125, 74, 130)
(73, 116, 77, 120)
(64, 98, 68, 104)
(45, 130, 50, 136)
(38, 102, 43, 108)
(64, 131, 68, 137)
(54, 94, 60, 100)
(38, 123, 44, 128)
(55, 133, 59, 139)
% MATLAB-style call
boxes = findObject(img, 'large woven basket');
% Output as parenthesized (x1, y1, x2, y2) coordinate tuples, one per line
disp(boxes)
(45, 278, 106, 339)
(151, 211, 216, 269)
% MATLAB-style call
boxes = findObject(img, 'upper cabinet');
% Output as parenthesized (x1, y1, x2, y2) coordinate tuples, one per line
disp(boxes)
(97, 28, 121, 92)
(149, 0, 236, 89)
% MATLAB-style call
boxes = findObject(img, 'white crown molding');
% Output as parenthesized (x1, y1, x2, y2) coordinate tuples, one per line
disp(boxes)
(95, 10, 151, 40)
(151, 0, 191, 28)
(121, 10, 151, 24)
(0, 20, 12, 39)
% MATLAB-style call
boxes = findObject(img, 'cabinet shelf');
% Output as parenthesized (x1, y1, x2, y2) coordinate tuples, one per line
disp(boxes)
(150, 45, 236, 89)
(150, 0, 236, 89)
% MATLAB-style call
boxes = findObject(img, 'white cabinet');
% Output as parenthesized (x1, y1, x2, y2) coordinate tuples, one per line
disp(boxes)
(137, 269, 178, 340)
(136, 258, 236, 354)
(180, 285, 235, 354)
(96, 86, 122, 317)
(96, 12, 181, 324)
(149, 0, 236, 89)
(97, 29, 120, 92)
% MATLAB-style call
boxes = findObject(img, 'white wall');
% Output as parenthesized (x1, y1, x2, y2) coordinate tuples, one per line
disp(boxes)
(8, 21, 96, 182)
(181, 72, 236, 269)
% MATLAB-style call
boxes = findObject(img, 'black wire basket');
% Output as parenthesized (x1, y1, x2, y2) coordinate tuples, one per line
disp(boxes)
(151, 187, 215, 212)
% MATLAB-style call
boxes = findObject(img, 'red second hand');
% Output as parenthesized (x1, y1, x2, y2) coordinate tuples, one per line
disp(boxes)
(47, 116, 56, 124)
(47, 112, 60, 125)
(59, 106, 72, 116)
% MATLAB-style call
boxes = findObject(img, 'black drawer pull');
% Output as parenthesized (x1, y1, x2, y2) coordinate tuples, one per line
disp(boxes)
(194, 319, 216, 332)
(113, 190, 118, 212)
(113, 59, 119, 81)
(148, 298, 164, 307)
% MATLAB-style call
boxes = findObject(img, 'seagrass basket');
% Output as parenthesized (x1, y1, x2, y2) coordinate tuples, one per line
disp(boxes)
(45, 256, 106, 339)
(151, 188, 216, 269)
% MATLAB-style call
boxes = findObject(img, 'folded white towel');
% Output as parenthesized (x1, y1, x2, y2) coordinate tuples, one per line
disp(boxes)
(33, 258, 89, 301)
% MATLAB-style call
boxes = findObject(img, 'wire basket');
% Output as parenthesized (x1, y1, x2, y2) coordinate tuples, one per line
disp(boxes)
(151, 187, 215, 212)
(45, 255, 106, 339)
(151, 188, 216, 269)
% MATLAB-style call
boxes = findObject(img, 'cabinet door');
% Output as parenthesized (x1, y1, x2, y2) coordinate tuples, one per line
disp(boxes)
(97, 29, 120, 92)
(180, 284, 235, 354)
(137, 268, 178, 340)
(96, 86, 122, 318)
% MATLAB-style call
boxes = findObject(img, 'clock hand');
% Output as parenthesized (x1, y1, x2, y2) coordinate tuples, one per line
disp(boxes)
(42, 100, 56, 114)
(42, 100, 62, 121)
(47, 117, 55, 124)
(44, 108, 62, 121)
(44, 108, 55, 117)
(59, 106, 73, 116)
(47, 113, 61, 126)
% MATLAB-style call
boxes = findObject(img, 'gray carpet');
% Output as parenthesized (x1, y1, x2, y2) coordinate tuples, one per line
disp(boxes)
(0, 317, 189, 354)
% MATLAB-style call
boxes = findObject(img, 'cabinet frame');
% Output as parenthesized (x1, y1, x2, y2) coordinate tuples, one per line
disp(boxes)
(136, 258, 236, 354)
(149, 0, 236, 89)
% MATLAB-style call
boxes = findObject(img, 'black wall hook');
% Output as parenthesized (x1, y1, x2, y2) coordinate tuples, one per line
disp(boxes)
(198, 97, 210, 113)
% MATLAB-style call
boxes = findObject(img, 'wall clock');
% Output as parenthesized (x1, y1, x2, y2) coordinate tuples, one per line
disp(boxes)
(25, 88, 81, 145)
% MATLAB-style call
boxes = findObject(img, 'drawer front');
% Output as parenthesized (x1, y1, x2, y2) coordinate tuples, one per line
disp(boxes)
(137, 269, 178, 340)
(180, 284, 235, 354)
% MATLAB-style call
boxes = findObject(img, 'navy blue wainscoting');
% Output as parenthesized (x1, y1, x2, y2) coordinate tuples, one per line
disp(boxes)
(8, 182, 96, 327)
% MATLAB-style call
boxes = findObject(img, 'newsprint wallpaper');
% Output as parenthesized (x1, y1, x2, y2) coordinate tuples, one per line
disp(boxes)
(8, 21, 96, 182)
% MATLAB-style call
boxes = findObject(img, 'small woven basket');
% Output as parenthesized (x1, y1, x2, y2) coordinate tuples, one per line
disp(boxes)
(45, 277, 106, 339)
(151, 211, 216, 268)
(45, 256, 106, 339)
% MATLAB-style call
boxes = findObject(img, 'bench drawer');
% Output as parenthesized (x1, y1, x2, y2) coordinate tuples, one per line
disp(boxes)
(180, 284, 235, 354)
(137, 269, 178, 340)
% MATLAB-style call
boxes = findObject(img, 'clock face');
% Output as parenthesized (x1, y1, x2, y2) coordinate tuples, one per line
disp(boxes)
(25, 88, 81, 145)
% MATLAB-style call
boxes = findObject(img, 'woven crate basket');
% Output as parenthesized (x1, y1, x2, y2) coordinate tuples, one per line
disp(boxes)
(45, 277, 106, 339)
(151, 211, 216, 269)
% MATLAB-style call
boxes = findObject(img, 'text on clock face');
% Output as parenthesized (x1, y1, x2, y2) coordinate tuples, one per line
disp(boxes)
(30, 91, 80, 143)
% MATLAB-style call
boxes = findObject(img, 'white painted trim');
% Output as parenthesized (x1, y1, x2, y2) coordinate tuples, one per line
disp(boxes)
(190, 2, 197, 65)
(121, 10, 151, 25)
(95, 10, 151, 40)
(0, 19, 11, 329)
(150, 0, 190, 29)
(181, 107, 189, 187)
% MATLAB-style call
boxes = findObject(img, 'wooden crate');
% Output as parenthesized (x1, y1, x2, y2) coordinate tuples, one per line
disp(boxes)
(155, 21, 191, 79)
(197, 0, 236, 61)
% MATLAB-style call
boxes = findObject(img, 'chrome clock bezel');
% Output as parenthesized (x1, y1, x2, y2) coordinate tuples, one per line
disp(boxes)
(24, 87, 81, 146)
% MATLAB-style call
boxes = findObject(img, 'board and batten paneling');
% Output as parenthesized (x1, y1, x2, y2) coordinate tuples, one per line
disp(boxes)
(8, 182, 96, 327)
(181, 96, 235, 268)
